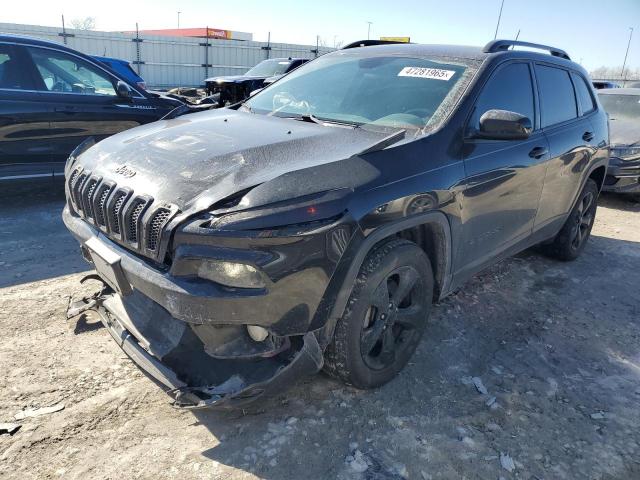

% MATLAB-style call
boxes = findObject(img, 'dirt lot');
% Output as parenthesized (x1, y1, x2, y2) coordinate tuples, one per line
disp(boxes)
(1, 180, 639, 480)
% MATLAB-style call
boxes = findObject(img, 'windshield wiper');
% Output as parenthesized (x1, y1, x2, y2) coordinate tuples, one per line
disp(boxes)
(293, 114, 360, 128)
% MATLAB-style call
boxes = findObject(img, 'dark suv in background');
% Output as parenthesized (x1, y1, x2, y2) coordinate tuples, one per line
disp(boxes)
(64, 40, 608, 409)
(0, 34, 182, 181)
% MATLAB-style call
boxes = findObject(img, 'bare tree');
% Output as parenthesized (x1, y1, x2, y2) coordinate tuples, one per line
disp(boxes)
(70, 17, 96, 30)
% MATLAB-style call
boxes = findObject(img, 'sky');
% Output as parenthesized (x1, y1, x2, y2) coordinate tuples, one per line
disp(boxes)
(3, 0, 639, 72)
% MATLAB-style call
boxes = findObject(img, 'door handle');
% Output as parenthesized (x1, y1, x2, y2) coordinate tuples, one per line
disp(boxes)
(582, 131, 594, 142)
(528, 146, 548, 159)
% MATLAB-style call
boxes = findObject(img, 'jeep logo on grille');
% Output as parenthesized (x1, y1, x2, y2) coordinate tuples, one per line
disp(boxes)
(114, 165, 137, 178)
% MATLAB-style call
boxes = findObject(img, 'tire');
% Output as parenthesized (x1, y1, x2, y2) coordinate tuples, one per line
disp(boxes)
(540, 179, 599, 261)
(324, 238, 434, 389)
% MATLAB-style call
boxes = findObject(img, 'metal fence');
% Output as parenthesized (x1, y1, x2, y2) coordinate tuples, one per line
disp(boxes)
(0, 22, 334, 89)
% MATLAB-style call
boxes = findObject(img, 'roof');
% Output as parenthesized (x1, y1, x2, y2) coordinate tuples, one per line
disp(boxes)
(329, 40, 575, 66)
(597, 88, 640, 96)
(333, 43, 487, 60)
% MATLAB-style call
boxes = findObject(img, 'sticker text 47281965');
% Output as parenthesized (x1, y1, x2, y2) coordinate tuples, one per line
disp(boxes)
(397, 67, 456, 81)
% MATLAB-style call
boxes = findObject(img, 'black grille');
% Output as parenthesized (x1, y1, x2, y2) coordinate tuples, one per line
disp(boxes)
(127, 199, 147, 243)
(146, 208, 171, 251)
(67, 169, 177, 260)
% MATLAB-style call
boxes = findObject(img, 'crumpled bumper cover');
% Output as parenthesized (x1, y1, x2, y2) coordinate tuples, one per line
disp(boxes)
(603, 157, 640, 193)
(81, 289, 324, 409)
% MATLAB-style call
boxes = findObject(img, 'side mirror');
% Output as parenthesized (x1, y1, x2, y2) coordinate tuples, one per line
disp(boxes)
(116, 80, 133, 100)
(475, 109, 532, 140)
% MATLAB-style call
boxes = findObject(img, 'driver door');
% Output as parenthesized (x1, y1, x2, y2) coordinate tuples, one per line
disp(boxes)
(26, 46, 156, 163)
(456, 61, 549, 279)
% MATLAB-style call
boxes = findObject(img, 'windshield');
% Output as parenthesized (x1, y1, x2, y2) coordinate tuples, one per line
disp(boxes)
(245, 53, 472, 130)
(598, 93, 640, 120)
(245, 59, 292, 77)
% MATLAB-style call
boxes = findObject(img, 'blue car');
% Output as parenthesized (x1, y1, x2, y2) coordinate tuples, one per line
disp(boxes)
(93, 55, 146, 90)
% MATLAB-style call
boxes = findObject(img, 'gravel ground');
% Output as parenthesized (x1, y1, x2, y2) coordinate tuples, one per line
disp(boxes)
(1, 180, 639, 480)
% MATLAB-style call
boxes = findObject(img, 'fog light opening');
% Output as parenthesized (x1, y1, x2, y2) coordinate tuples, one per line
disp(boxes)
(247, 325, 269, 342)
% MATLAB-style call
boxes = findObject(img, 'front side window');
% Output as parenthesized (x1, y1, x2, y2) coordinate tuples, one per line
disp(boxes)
(572, 72, 596, 115)
(246, 53, 472, 130)
(536, 65, 578, 127)
(28, 47, 116, 96)
(469, 62, 535, 130)
(0, 44, 33, 90)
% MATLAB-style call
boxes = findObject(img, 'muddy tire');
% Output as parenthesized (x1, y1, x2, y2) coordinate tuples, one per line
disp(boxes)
(323, 239, 433, 389)
(541, 179, 599, 261)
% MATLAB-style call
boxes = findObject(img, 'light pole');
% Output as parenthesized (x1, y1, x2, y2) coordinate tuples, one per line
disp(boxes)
(494, 0, 505, 40)
(177, 11, 181, 30)
(367, 21, 373, 40)
(621, 27, 634, 83)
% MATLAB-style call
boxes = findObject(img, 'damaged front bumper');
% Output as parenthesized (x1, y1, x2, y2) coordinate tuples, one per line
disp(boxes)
(62, 205, 354, 408)
(70, 284, 324, 409)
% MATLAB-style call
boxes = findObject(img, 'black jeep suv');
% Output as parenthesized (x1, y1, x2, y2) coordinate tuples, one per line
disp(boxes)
(63, 40, 609, 409)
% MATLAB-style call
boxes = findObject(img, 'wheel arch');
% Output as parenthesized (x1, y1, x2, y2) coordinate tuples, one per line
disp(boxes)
(326, 211, 453, 331)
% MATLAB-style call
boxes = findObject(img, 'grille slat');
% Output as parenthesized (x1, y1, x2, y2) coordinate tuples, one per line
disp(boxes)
(109, 191, 128, 235)
(126, 199, 147, 244)
(146, 208, 171, 251)
(83, 178, 99, 219)
(94, 184, 113, 227)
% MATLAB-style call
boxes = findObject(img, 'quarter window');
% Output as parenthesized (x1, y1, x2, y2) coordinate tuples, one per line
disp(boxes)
(470, 62, 535, 130)
(28, 47, 116, 96)
(571, 72, 596, 115)
(536, 65, 578, 127)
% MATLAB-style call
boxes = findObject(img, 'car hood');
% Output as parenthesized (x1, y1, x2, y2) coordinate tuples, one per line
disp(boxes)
(609, 117, 640, 146)
(74, 109, 386, 214)
(204, 75, 263, 84)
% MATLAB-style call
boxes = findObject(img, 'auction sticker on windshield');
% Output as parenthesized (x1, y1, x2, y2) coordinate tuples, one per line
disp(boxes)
(398, 67, 456, 80)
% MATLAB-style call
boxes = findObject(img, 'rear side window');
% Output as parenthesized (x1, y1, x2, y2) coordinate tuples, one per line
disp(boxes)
(536, 65, 578, 127)
(0, 44, 34, 90)
(469, 62, 535, 130)
(571, 72, 596, 115)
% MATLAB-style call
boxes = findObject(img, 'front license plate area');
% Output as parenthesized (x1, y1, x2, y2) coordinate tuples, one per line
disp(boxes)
(85, 237, 132, 296)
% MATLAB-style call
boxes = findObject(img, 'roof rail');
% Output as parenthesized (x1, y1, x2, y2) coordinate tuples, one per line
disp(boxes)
(483, 40, 570, 60)
(342, 39, 409, 50)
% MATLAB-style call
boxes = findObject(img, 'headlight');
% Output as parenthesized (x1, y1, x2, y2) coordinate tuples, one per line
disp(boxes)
(197, 259, 266, 289)
(611, 145, 640, 161)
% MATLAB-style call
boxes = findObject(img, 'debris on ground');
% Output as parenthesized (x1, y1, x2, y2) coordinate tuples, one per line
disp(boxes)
(499, 452, 516, 472)
(346, 449, 369, 473)
(472, 377, 489, 395)
(0, 423, 21, 435)
(14, 404, 65, 420)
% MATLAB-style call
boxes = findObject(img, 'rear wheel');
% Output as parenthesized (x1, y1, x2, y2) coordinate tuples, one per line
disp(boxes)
(324, 239, 433, 389)
(541, 179, 598, 261)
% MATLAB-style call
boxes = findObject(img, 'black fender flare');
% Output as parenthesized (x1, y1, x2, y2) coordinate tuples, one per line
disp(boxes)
(315, 210, 453, 345)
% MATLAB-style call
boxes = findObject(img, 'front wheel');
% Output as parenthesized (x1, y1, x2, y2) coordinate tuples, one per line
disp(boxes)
(324, 239, 433, 389)
(541, 179, 599, 261)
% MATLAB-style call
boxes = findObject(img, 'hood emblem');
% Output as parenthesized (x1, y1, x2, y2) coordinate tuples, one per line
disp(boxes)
(114, 165, 137, 178)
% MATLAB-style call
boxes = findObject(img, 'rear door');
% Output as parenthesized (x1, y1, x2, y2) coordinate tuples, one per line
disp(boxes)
(26, 46, 161, 164)
(534, 64, 595, 230)
(0, 43, 53, 179)
(457, 61, 549, 277)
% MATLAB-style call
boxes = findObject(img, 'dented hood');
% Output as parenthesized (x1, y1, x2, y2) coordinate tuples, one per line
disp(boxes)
(75, 109, 385, 213)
